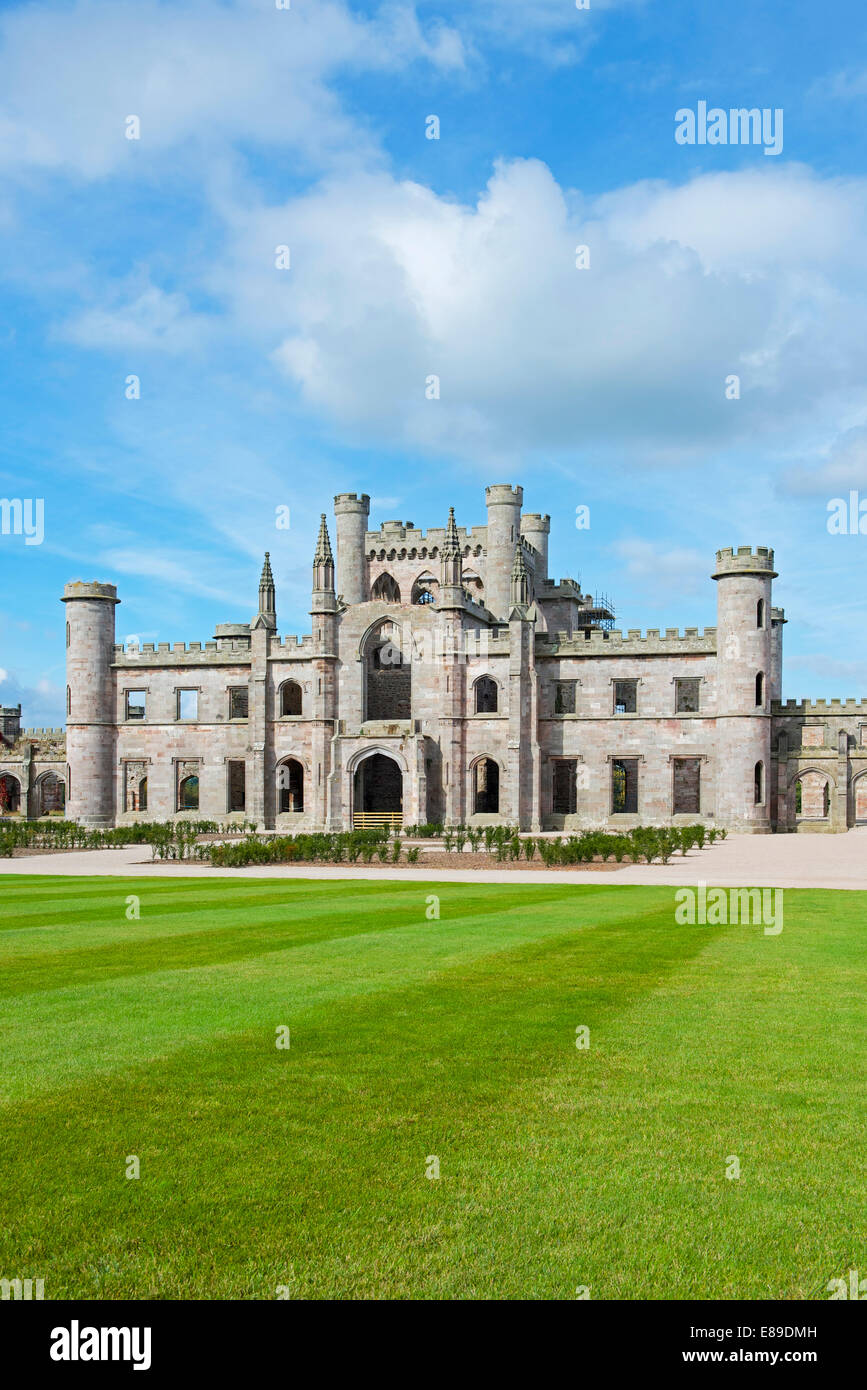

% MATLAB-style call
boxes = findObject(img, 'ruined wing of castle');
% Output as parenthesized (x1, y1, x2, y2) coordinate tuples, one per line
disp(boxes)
(4, 484, 866, 832)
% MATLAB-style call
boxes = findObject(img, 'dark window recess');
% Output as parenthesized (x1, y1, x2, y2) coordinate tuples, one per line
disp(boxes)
(366, 640, 411, 720)
(672, 758, 701, 814)
(614, 680, 637, 714)
(754, 761, 764, 805)
(552, 760, 578, 814)
(554, 682, 576, 714)
(675, 678, 700, 714)
(473, 758, 499, 814)
(229, 687, 249, 719)
(281, 681, 302, 716)
(474, 677, 498, 713)
(612, 758, 638, 814)
(228, 760, 246, 812)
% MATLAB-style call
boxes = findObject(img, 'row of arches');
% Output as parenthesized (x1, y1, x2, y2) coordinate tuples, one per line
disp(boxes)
(370, 571, 484, 606)
(0, 772, 65, 816)
(367, 544, 484, 562)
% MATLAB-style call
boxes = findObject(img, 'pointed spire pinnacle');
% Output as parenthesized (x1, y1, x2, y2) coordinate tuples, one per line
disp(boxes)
(253, 550, 277, 630)
(510, 539, 529, 607)
(314, 514, 333, 565)
(442, 506, 461, 558)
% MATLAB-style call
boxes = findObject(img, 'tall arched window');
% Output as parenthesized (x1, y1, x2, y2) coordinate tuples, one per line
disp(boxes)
(756, 599, 765, 628)
(371, 573, 401, 603)
(754, 761, 764, 806)
(755, 672, 764, 706)
(473, 758, 500, 814)
(178, 775, 199, 811)
(280, 680, 302, 717)
(66, 685, 71, 715)
(473, 676, 498, 713)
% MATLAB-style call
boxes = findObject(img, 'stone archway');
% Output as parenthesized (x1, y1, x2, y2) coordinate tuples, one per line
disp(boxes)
(352, 750, 404, 829)
(854, 771, 867, 825)
(0, 773, 21, 814)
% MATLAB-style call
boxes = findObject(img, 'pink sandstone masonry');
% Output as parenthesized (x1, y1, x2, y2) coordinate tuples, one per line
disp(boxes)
(4, 487, 864, 832)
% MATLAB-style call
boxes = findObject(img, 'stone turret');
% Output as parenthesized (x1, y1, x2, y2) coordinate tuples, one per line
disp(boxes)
(62, 580, 119, 826)
(485, 484, 522, 620)
(253, 552, 277, 631)
(334, 492, 370, 605)
(520, 512, 550, 583)
(712, 547, 777, 831)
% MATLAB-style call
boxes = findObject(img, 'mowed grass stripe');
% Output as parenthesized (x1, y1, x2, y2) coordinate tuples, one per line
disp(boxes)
(0, 892, 714, 1298)
(1, 882, 664, 1101)
(1, 879, 862, 1299)
(0, 880, 563, 986)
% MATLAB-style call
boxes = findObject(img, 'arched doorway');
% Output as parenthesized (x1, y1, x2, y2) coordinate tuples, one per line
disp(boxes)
(38, 773, 66, 816)
(277, 758, 304, 813)
(353, 752, 403, 829)
(854, 772, 867, 825)
(0, 773, 21, 814)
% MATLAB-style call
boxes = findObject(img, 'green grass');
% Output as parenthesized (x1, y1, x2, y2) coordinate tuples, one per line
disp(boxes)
(0, 875, 864, 1300)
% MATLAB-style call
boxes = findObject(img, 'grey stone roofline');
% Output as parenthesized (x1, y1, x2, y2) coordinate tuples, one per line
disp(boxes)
(536, 627, 717, 655)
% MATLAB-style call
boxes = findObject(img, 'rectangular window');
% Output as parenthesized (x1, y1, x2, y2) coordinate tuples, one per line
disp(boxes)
(125, 690, 147, 720)
(177, 689, 198, 721)
(674, 678, 700, 714)
(552, 760, 577, 814)
(802, 726, 824, 748)
(611, 758, 638, 814)
(228, 760, 246, 812)
(614, 680, 637, 714)
(554, 681, 576, 714)
(229, 686, 249, 719)
(672, 758, 701, 815)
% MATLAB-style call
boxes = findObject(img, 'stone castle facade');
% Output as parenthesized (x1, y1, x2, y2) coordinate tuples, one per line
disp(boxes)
(3, 483, 866, 833)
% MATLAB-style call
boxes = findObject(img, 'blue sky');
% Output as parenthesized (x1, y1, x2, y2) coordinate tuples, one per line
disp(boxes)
(2, 0, 867, 725)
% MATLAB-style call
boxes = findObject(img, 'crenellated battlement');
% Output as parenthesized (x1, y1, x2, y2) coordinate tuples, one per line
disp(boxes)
(774, 698, 867, 712)
(712, 546, 777, 579)
(537, 626, 716, 654)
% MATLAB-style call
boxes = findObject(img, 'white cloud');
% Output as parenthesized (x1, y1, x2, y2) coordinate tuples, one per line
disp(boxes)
(781, 426, 867, 497)
(609, 538, 707, 599)
(0, 0, 463, 180)
(60, 282, 211, 355)
(200, 157, 867, 462)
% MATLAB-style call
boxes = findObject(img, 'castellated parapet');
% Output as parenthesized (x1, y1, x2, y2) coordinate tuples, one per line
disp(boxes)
(38, 486, 866, 834)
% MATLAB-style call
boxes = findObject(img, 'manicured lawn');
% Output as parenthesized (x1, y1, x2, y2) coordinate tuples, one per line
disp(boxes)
(0, 876, 864, 1300)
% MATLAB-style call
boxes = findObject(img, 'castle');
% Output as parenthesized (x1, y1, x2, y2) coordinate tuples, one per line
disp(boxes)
(2, 483, 866, 832)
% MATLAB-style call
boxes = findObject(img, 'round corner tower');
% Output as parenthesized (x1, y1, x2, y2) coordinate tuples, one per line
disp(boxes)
(485, 484, 523, 619)
(62, 580, 119, 826)
(712, 547, 776, 832)
(334, 493, 370, 606)
(520, 512, 550, 586)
